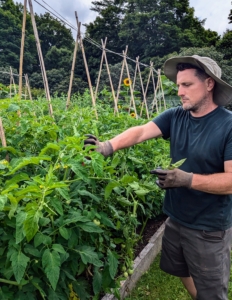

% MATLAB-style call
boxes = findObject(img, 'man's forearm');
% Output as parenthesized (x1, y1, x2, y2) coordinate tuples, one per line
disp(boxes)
(191, 173, 232, 194)
(109, 126, 145, 151)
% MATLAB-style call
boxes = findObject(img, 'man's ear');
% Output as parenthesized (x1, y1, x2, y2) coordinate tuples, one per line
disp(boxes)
(206, 77, 215, 92)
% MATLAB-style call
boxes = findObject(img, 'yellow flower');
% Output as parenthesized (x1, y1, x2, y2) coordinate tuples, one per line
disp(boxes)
(118, 105, 121, 109)
(123, 78, 132, 87)
(130, 112, 136, 118)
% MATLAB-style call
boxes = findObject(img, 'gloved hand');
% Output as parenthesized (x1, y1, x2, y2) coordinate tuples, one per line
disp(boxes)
(84, 134, 114, 157)
(150, 168, 193, 189)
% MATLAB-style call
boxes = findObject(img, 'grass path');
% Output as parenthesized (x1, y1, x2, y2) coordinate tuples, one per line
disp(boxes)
(124, 253, 232, 300)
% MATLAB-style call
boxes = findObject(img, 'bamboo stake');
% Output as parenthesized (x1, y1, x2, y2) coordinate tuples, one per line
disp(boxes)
(28, 0, 54, 118)
(77, 17, 98, 119)
(150, 64, 159, 116)
(136, 57, 149, 119)
(123, 50, 138, 119)
(25, 74, 32, 101)
(115, 46, 128, 107)
(158, 69, 166, 110)
(129, 56, 138, 113)
(95, 37, 107, 100)
(101, 39, 119, 116)
(140, 65, 152, 116)
(19, 0, 27, 100)
(66, 13, 80, 110)
(0, 118, 9, 162)
(10, 67, 17, 95)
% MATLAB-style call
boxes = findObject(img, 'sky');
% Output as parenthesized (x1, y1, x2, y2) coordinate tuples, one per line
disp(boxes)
(15, 0, 232, 37)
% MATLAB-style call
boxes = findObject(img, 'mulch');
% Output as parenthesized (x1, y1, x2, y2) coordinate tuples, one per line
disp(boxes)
(134, 214, 167, 257)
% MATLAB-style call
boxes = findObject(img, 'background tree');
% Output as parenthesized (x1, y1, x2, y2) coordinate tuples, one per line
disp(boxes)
(228, 9, 232, 24)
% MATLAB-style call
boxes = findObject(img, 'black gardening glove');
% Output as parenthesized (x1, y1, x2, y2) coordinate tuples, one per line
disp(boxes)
(84, 134, 114, 157)
(150, 168, 193, 189)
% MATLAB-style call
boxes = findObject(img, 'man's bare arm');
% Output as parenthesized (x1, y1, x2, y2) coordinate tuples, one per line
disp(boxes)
(109, 121, 162, 151)
(191, 160, 232, 195)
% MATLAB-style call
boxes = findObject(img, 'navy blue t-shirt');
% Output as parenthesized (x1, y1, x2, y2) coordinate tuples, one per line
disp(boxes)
(153, 106, 232, 231)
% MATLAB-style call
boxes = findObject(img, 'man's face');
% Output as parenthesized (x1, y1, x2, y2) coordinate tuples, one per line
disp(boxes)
(176, 68, 212, 113)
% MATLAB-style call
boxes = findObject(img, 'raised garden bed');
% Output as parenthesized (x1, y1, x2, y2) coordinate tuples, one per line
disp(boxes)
(102, 216, 167, 300)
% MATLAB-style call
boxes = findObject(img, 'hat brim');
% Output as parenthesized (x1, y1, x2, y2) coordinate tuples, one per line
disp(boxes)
(164, 56, 232, 106)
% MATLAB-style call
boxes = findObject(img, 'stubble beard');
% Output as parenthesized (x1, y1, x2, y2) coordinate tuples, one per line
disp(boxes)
(182, 94, 208, 113)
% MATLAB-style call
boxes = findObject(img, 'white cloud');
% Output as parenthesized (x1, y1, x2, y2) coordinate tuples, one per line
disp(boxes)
(14, 0, 232, 36)
(189, 0, 232, 35)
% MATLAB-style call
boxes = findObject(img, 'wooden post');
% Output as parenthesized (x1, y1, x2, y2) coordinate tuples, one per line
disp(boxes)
(150, 65, 159, 115)
(25, 74, 32, 101)
(115, 46, 128, 107)
(95, 37, 107, 100)
(28, 0, 54, 118)
(136, 57, 149, 119)
(140, 65, 152, 116)
(19, 0, 27, 100)
(101, 39, 119, 116)
(123, 50, 138, 119)
(158, 69, 166, 110)
(66, 12, 80, 110)
(77, 16, 98, 119)
(10, 67, 17, 95)
(0, 118, 9, 162)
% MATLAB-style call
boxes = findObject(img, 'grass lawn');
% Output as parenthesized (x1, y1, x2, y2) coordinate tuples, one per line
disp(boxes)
(124, 253, 232, 300)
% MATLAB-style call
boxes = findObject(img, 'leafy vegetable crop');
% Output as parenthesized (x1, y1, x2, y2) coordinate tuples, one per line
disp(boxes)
(0, 95, 170, 299)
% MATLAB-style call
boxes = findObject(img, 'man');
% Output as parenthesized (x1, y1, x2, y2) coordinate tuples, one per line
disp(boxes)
(85, 55, 232, 300)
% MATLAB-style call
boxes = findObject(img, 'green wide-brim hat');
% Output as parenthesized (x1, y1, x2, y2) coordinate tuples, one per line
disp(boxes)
(164, 55, 232, 106)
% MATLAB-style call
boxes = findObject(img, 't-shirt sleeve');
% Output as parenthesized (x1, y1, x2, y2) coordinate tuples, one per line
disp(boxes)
(152, 108, 175, 140)
(224, 128, 232, 161)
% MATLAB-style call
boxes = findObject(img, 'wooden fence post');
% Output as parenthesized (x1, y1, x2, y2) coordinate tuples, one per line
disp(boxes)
(28, 0, 54, 118)
(19, 0, 27, 100)
(66, 12, 80, 110)
(101, 39, 119, 116)
(77, 16, 98, 119)
(123, 50, 138, 119)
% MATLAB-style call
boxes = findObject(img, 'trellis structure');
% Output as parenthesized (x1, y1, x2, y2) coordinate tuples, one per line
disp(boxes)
(9, 0, 166, 120)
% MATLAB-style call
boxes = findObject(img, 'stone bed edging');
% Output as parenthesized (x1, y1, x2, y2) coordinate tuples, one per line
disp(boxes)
(101, 222, 165, 300)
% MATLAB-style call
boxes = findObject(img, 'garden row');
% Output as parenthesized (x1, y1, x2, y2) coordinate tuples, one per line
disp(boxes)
(0, 92, 170, 299)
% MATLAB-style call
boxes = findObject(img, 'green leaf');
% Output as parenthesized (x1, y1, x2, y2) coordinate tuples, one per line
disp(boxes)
(5, 173, 29, 188)
(24, 203, 42, 242)
(10, 250, 30, 283)
(105, 181, 120, 199)
(0, 195, 8, 211)
(76, 246, 103, 267)
(52, 244, 66, 254)
(1, 184, 18, 195)
(99, 212, 116, 229)
(107, 250, 118, 279)
(34, 233, 52, 247)
(42, 249, 60, 290)
(7, 156, 51, 175)
(120, 174, 138, 185)
(91, 153, 104, 177)
(56, 188, 70, 201)
(71, 162, 88, 182)
(39, 143, 60, 156)
(50, 198, 63, 216)
(93, 267, 102, 295)
(78, 222, 103, 233)
(128, 156, 145, 164)
(77, 190, 101, 203)
(16, 211, 26, 244)
(59, 227, 70, 240)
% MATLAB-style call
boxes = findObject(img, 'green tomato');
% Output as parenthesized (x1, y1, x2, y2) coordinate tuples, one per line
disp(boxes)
(93, 219, 100, 226)
(121, 266, 126, 272)
(128, 269, 134, 275)
(123, 272, 128, 278)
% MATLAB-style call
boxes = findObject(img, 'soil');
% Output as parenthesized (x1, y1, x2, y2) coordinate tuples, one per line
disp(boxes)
(134, 214, 167, 257)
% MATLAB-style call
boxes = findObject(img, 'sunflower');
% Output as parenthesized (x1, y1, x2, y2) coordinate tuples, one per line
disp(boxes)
(130, 112, 136, 118)
(123, 78, 132, 87)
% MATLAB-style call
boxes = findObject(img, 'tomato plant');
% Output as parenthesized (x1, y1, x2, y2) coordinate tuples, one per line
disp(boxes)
(0, 93, 170, 299)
